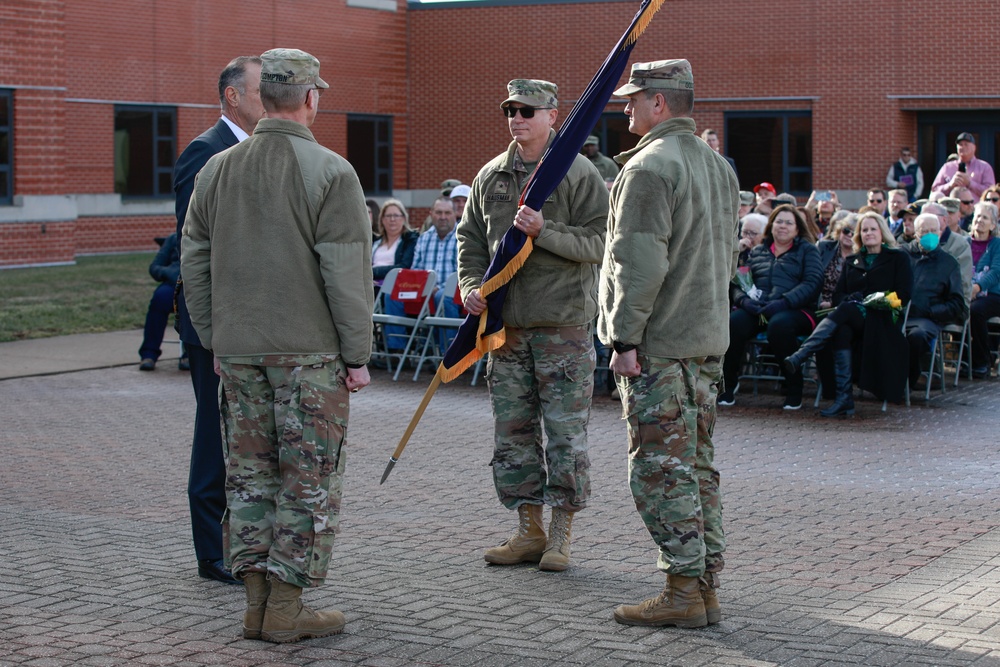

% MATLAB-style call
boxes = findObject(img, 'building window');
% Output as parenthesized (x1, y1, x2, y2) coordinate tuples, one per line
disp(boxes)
(590, 111, 639, 162)
(114, 105, 176, 198)
(726, 111, 812, 195)
(347, 115, 392, 196)
(0, 89, 12, 205)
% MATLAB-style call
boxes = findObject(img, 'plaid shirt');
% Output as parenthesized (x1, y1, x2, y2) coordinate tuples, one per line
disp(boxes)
(412, 227, 457, 288)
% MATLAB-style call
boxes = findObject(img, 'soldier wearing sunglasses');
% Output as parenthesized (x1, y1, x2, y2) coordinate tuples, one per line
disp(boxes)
(457, 79, 608, 574)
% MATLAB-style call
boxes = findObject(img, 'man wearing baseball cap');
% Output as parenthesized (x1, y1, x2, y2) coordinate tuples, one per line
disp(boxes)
(930, 132, 996, 198)
(458, 79, 608, 574)
(753, 182, 776, 215)
(598, 59, 738, 628)
(182, 48, 373, 644)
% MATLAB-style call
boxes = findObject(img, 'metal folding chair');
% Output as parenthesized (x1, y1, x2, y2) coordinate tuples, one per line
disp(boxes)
(410, 272, 484, 384)
(371, 268, 437, 381)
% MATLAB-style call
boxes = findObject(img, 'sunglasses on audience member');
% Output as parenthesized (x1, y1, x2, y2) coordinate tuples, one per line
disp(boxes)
(502, 106, 552, 119)
(868, 198, 884, 204)
(841, 227, 855, 235)
(986, 196, 1000, 204)
(960, 199, 976, 205)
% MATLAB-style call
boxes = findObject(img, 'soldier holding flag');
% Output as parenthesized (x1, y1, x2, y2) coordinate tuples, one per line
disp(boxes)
(457, 79, 608, 573)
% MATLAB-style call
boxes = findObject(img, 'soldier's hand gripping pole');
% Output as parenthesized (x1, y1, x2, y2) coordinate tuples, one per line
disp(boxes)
(380, 366, 444, 484)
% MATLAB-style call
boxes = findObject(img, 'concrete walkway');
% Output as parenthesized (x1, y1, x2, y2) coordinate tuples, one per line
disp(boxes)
(0, 329, 181, 380)
(1, 332, 999, 666)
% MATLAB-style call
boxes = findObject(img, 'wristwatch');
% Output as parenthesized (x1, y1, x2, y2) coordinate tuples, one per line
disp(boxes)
(612, 341, 636, 354)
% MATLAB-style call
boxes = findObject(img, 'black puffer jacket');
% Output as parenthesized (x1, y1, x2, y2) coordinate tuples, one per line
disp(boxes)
(732, 236, 823, 310)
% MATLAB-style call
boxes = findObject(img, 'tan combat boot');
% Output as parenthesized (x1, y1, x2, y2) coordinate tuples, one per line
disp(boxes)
(539, 507, 573, 572)
(260, 579, 346, 643)
(242, 572, 271, 640)
(484, 504, 546, 565)
(700, 573, 721, 625)
(612, 574, 708, 628)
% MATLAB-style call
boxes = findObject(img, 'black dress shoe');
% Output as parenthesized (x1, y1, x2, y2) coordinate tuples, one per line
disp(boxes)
(197, 559, 241, 585)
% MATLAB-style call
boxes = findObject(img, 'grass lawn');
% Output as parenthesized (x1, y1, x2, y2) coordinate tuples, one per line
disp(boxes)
(0, 253, 160, 342)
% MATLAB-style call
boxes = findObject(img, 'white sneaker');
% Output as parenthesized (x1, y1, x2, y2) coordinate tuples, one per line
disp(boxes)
(718, 382, 738, 406)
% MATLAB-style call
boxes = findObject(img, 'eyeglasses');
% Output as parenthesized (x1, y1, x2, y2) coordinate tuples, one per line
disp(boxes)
(502, 106, 552, 119)
(868, 198, 884, 204)
(960, 200, 975, 205)
(740, 229, 761, 238)
(382, 213, 405, 220)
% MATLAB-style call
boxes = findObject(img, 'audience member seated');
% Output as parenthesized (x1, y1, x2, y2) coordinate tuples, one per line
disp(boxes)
(894, 202, 920, 243)
(980, 185, 1000, 207)
(866, 189, 888, 218)
(812, 214, 858, 398)
(938, 197, 967, 237)
(968, 202, 1000, 377)
(738, 190, 755, 219)
(721, 204, 823, 410)
(753, 182, 776, 216)
(139, 233, 184, 371)
(366, 198, 381, 239)
(905, 214, 969, 389)
(915, 202, 973, 304)
(950, 187, 976, 232)
(737, 213, 767, 268)
(886, 189, 909, 234)
(372, 198, 418, 290)
(784, 212, 912, 415)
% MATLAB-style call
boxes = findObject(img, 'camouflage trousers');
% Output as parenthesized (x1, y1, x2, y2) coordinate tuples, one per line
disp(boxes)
(219, 355, 349, 589)
(616, 355, 725, 578)
(487, 324, 595, 512)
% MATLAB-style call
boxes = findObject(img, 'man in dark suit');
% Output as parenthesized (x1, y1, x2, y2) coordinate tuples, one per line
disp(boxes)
(174, 55, 264, 585)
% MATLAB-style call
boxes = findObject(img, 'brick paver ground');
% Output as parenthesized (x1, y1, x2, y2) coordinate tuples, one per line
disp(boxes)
(1, 365, 999, 666)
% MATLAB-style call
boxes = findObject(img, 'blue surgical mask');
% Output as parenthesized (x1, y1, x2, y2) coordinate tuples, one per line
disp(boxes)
(919, 232, 940, 252)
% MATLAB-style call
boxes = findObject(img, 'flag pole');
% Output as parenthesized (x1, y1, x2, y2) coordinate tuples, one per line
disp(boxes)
(380, 366, 443, 484)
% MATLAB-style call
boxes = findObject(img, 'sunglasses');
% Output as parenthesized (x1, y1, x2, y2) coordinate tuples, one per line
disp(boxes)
(986, 196, 1000, 203)
(841, 227, 855, 235)
(868, 198, 884, 204)
(960, 200, 976, 205)
(503, 106, 551, 119)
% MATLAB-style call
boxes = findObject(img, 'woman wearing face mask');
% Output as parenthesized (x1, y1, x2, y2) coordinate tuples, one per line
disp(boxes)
(783, 212, 912, 416)
(722, 204, 823, 410)
(968, 202, 1000, 377)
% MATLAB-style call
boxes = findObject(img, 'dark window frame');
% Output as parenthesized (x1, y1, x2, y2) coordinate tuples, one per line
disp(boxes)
(347, 114, 393, 196)
(113, 104, 177, 199)
(0, 89, 12, 205)
(725, 110, 812, 195)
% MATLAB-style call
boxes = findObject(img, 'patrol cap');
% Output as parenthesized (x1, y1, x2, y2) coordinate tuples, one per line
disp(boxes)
(739, 190, 755, 206)
(501, 79, 558, 110)
(260, 48, 329, 88)
(614, 59, 693, 96)
(939, 197, 961, 214)
(440, 178, 461, 196)
(449, 184, 471, 199)
(774, 193, 797, 206)
(956, 132, 975, 144)
(584, 135, 600, 146)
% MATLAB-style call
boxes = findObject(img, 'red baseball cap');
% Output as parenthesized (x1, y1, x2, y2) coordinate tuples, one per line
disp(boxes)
(754, 182, 777, 195)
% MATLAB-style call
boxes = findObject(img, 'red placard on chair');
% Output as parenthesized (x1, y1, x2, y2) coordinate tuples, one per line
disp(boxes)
(391, 269, 431, 316)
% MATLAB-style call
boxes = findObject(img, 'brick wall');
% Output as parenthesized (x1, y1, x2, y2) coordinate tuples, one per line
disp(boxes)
(0, 221, 75, 267)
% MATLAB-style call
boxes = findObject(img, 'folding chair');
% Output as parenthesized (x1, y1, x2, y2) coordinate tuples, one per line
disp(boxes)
(371, 268, 437, 381)
(940, 319, 971, 387)
(738, 333, 820, 405)
(411, 273, 485, 385)
(901, 304, 945, 403)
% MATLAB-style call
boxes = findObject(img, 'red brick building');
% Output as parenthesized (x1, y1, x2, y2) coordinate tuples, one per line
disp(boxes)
(2, 0, 998, 267)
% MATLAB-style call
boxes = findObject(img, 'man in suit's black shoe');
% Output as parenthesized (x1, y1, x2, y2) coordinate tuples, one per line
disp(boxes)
(198, 559, 241, 585)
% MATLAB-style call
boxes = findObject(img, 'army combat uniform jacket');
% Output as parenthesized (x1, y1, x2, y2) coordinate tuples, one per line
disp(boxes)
(458, 131, 609, 328)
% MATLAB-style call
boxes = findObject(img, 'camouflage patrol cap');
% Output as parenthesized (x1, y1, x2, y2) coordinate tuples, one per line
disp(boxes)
(501, 79, 558, 110)
(584, 135, 600, 146)
(739, 190, 755, 206)
(614, 59, 694, 96)
(939, 197, 961, 214)
(440, 178, 462, 196)
(260, 48, 329, 88)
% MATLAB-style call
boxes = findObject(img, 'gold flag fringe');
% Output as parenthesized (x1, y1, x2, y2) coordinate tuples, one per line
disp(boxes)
(625, 0, 665, 46)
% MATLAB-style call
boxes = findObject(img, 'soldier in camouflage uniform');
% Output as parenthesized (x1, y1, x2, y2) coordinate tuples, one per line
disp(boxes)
(181, 48, 373, 644)
(457, 79, 608, 572)
(582, 134, 620, 182)
(598, 60, 739, 628)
